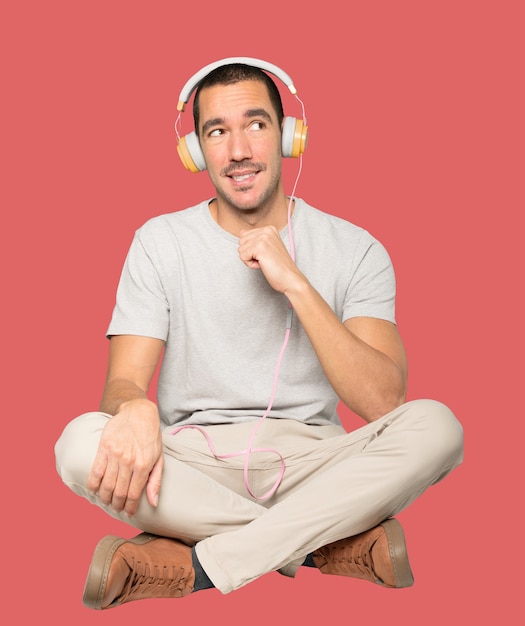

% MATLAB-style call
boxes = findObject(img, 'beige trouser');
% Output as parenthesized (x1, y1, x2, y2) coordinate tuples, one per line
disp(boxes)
(55, 399, 463, 594)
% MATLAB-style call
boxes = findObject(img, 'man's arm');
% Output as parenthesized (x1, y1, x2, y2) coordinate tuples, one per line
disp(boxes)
(286, 284, 407, 421)
(238, 226, 407, 422)
(87, 335, 165, 515)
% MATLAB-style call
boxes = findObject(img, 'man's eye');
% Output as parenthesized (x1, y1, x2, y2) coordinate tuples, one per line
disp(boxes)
(250, 122, 264, 131)
(209, 129, 223, 137)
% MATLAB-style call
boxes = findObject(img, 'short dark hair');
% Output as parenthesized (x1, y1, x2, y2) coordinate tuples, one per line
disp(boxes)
(192, 63, 284, 136)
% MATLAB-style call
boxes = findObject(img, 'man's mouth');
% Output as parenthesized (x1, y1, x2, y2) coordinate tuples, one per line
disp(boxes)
(222, 161, 265, 180)
(230, 173, 255, 182)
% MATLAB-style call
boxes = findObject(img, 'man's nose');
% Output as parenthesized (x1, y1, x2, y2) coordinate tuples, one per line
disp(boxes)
(228, 130, 252, 161)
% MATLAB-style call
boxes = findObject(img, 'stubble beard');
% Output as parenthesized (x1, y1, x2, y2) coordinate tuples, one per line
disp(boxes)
(215, 162, 283, 216)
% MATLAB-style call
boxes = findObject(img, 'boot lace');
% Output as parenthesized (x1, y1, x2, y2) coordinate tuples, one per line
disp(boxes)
(120, 559, 191, 602)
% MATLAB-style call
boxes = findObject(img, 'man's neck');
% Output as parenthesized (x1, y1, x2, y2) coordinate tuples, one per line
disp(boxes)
(209, 197, 294, 236)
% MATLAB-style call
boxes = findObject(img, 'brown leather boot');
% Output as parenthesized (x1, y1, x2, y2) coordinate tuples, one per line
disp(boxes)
(82, 533, 195, 609)
(312, 518, 414, 588)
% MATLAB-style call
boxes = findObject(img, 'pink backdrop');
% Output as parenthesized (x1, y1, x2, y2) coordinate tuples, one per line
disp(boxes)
(2, 1, 522, 623)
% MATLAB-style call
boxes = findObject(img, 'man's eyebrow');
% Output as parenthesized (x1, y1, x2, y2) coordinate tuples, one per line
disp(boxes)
(245, 108, 273, 122)
(201, 108, 273, 135)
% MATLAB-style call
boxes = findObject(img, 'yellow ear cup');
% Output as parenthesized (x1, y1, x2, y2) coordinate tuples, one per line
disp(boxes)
(177, 132, 206, 173)
(281, 117, 308, 158)
(290, 118, 308, 158)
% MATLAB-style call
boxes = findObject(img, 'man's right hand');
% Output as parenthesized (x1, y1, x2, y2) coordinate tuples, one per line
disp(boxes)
(86, 397, 164, 516)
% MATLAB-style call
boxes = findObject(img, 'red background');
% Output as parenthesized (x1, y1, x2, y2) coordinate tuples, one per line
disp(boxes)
(2, 1, 523, 623)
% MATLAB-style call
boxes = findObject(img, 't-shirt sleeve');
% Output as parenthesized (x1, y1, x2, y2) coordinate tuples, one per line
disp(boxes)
(106, 231, 170, 340)
(342, 236, 397, 324)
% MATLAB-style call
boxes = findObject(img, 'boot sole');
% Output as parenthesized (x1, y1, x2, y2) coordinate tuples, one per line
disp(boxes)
(82, 533, 157, 609)
(380, 518, 414, 588)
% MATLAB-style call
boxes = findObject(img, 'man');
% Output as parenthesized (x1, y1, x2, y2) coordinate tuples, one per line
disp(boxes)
(55, 58, 464, 610)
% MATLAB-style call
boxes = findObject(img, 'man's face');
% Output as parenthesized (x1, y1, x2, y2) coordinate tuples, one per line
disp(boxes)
(197, 80, 283, 213)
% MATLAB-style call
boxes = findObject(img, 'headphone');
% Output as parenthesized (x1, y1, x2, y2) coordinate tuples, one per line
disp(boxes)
(175, 57, 308, 173)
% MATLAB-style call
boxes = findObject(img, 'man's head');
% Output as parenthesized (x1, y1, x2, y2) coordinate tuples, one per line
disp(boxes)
(175, 59, 308, 217)
(176, 59, 307, 174)
(194, 70, 286, 215)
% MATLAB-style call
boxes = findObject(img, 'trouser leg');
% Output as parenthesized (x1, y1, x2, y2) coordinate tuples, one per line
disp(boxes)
(197, 399, 464, 593)
(54, 412, 269, 545)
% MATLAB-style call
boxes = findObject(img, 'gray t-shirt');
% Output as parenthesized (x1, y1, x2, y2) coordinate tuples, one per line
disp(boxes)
(107, 198, 396, 429)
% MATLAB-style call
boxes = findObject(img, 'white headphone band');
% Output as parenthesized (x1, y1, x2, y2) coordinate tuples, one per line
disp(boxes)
(176, 57, 298, 112)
